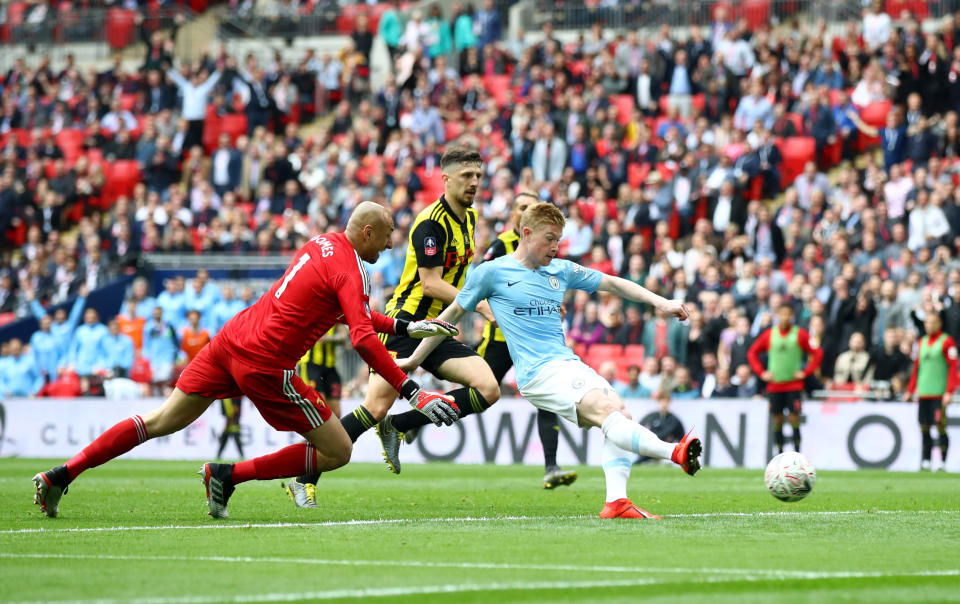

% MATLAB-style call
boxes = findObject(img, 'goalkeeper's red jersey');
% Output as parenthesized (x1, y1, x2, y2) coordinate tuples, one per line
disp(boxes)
(216, 232, 407, 392)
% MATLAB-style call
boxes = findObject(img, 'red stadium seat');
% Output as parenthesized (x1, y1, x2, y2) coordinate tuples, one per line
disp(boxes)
(335, 14, 356, 34)
(785, 112, 805, 135)
(584, 344, 623, 372)
(691, 93, 705, 113)
(105, 8, 136, 50)
(569, 60, 587, 78)
(203, 110, 222, 154)
(655, 162, 674, 182)
(119, 93, 137, 112)
(711, 1, 733, 21)
(55, 129, 85, 162)
(613, 94, 635, 126)
(482, 74, 512, 108)
(415, 167, 444, 203)
(220, 113, 248, 143)
(739, 0, 770, 29)
(669, 208, 681, 239)
(129, 357, 152, 384)
(856, 100, 891, 150)
(6, 221, 26, 246)
(823, 137, 843, 167)
(444, 120, 464, 141)
(367, 2, 389, 31)
(860, 100, 891, 127)
(0, 2, 27, 41)
(86, 147, 104, 166)
(623, 344, 645, 361)
(745, 174, 764, 200)
(9, 128, 31, 147)
(775, 136, 816, 188)
(0, 312, 17, 327)
(658, 95, 670, 116)
(6, 2, 28, 25)
(828, 89, 843, 107)
(103, 160, 142, 204)
(627, 162, 650, 188)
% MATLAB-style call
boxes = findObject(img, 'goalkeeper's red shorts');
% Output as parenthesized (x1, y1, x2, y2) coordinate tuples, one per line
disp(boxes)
(176, 336, 331, 433)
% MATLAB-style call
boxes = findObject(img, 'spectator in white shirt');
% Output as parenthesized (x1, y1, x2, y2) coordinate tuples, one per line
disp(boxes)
(400, 10, 432, 53)
(793, 161, 831, 210)
(718, 30, 755, 77)
(409, 95, 445, 144)
(167, 62, 222, 152)
(561, 204, 594, 261)
(734, 78, 774, 131)
(101, 98, 137, 134)
(883, 162, 915, 221)
(907, 189, 951, 251)
(862, 0, 892, 53)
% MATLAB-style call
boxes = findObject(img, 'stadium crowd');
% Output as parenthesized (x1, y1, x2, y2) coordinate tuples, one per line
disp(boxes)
(2, 1, 960, 403)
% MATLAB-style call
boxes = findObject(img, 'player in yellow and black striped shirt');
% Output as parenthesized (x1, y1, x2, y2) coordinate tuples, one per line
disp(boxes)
(387, 194, 478, 321)
(364, 148, 500, 470)
(282, 148, 501, 500)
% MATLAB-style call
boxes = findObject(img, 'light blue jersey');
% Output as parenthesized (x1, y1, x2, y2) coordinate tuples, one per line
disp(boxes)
(456, 256, 602, 388)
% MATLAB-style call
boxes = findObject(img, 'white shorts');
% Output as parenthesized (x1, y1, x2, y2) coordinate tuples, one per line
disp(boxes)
(518, 359, 613, 425)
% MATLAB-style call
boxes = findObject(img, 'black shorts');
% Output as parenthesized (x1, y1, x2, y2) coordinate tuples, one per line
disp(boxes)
(475, 337, 513, 383)
(918, 398, 944, 425)
(305, 364, 342, 399)
(769, 390, 802, 416)
(378, 332, 478, 379)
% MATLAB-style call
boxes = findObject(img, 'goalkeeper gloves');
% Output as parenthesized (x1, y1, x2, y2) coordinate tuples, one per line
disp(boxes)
(396, 319, 459, 339)
(399, 379, 459, 426)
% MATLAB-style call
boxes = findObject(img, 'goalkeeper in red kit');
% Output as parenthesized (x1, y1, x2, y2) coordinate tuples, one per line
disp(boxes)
(32, 202, 460, 519)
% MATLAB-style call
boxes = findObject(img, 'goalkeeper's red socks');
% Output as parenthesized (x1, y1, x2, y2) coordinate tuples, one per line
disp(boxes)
(64, 415, 149, 482)
(231, 443, 318, 484)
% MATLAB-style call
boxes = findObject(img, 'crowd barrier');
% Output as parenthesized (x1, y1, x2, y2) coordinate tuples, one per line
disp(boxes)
(1, 397, 956, 472)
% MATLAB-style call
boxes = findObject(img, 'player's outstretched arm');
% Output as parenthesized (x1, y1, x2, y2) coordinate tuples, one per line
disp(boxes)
(597, 274, 689, 321)
(396, 302, 468, 372)
(369, 311, 458, 339)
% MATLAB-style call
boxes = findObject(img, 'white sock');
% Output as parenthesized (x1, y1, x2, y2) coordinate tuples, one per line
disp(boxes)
(601, 435, 631, 502)
(601, 411, 675, 460)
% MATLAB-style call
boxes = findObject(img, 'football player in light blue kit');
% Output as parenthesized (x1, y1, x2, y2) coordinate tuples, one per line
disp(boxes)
(398, 202, 702, 519)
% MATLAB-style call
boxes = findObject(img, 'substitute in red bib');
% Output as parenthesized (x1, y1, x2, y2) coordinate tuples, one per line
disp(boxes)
(905, 312, 956, 471)
(32, 202, 459, 519)
(748, 304, 823, 456)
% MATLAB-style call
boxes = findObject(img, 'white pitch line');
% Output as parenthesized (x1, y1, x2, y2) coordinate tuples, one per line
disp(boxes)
(0, 515, 587, 535)
(6, 569, 960, 604)
(1, 509, 958, 535)
(0, 552, 825, 577)
(661, 509, 960, 519)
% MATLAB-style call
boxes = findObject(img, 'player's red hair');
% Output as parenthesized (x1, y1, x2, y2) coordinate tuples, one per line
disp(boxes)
(520, 202, 565, 233)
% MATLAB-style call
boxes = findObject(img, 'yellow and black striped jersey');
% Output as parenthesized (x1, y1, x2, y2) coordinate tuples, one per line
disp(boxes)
(480, 228, 521, 343)
(300, 325, 339, 369)
(386, 196, 477, 321)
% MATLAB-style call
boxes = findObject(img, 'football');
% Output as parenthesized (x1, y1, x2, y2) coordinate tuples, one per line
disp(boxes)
(764, 452, 816, 502)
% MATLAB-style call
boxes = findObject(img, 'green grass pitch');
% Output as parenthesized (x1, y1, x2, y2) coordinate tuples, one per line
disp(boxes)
(1, 458, 959, 603)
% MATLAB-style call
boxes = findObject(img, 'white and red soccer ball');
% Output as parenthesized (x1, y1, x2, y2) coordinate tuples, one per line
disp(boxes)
(764, 451, 816, 502)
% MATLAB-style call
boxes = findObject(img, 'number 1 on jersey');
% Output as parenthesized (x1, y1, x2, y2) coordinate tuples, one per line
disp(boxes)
(276, 253, 310, 299)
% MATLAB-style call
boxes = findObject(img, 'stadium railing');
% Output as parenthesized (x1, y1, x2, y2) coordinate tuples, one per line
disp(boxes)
(0, 6, 195, 48)
(219, 2, 406, 39)
(519, 0, 866, 32)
